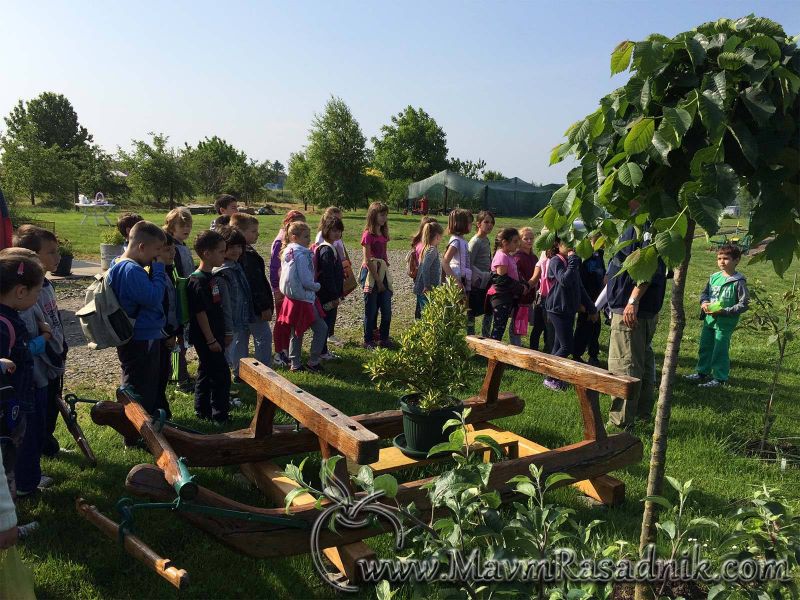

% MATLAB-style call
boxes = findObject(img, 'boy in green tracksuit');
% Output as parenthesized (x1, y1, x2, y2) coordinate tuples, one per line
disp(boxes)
(685, 244, 749, 387)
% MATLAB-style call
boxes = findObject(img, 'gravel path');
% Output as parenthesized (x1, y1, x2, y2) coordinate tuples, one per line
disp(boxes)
(57, 249, 417, 394)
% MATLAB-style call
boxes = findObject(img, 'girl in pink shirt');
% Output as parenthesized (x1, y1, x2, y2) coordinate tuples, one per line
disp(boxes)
(487, 228, 529, 342)
(360, 202, 392, 348)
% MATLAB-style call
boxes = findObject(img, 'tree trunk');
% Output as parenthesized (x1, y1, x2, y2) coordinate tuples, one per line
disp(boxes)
(634, 219, 696, 600)
(30, 190, 35, 206)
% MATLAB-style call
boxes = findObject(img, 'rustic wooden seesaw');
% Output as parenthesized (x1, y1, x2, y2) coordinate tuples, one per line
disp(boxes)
(78, 336, 643, 589)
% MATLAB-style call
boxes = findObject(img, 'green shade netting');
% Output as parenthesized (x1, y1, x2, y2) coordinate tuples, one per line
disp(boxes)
(407, 170, 559, 216)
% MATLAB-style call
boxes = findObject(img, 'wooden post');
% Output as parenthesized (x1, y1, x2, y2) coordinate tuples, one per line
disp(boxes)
(478, 358, 505, 404)
(250, 393, 277, 438)
(575, 386, 607, 441)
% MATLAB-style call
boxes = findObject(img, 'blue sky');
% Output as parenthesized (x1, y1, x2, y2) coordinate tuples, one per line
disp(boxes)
(1, 1, 797, 185)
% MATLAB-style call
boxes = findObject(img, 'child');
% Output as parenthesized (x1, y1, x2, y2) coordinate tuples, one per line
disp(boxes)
(276, 222, 327, 373)
(0, 251, 46, 516)
(573, 239, 606, 366)
(156, 234, 179, 420)
(117, 212, 143, 251)
(442, 209, 473, 293)
(187, 230, 230, 423)
(543, 240, 597, 391)
(409, 216, 439, 319)
(413, 221, 444, 313)
(511, 227, 539, 347)
(213, 226, 256, 382)
(270, 210, 305, 365)
(316, 217, 345, 360)
(468, 211, 495, 336)
(163, 207, 194, 391)
(12, 226, 67, 458)
(530, 242, 557, 353)
(231, 213, 274, 369)
(487, 228, 529, 342)
(360, 202, 392, 349)
(314, 207, 346, 259)
(686, 244, 749, 387)
(107, 221, 168, 414)
(210, 194, 238, 230)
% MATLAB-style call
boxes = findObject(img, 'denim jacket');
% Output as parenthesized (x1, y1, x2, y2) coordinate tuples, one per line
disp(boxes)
(212, 260, 256, 333)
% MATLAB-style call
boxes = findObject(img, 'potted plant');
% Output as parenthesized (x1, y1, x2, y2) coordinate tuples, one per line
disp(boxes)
(54, 239, 74, 276)
(100, 229, 124, 270)
(365, 280, 474, 455)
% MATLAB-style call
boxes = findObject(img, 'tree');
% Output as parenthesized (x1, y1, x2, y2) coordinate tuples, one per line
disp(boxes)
(4, 92, 92, 152)
(372, 106, 449, 181)
(184, 136, 243, 198)
(118, 133, 194, 207)
(483, 170, 506, 181)
(448, 157, 487, 179)
(227, 159, 270, 204)
(304, 97, 369, 209)
(541, 16, 799, 599)
(0, 121, 77, 205)
(364, 167, 388, 203)
(75, 144, 130, 200)
(286, 151, 312, 210)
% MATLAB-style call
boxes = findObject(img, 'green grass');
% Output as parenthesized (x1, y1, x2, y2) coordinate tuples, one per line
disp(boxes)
(12, 209, 800, 599)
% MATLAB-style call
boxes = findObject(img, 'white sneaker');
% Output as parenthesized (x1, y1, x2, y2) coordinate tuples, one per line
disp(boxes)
(17, 521, 39, 539)
(320, 351, 339, 361)
(684, 373, 708, 381)
(230, 397, 242, 407)
(38, 475, 55, 489)
(699, 379, 726, 388)
(327, 335, 345, 347)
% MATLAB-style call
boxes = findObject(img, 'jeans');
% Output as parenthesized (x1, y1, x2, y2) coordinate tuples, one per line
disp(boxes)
(548, 311, 576, 359)
(290, 304, 328, 369)
(322, 306, 338, 355)
(195, 343, 231, 422)
(362, 268, 392, 344)
(229, 320, 274, 375)
(15, 386, 46, 494)
(530, 304, 549, 351)
(117, 339, 161, 414)
(41, 376, 61, 457)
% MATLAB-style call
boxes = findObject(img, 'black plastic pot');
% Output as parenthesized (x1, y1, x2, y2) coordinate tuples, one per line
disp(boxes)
(54, 255, 73, 276)
(399, 394, 464, 454)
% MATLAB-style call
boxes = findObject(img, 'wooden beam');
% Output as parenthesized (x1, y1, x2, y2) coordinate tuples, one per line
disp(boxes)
(126, 433, 640, 557)
(116, 388, 198, 500)
(239, 359, 379, 464)
(479, 423, 625, 506)
(575, 386, 607, 441)
(93, 393, 524, 467)
(240, 460, 375, 584)
(466, 336, 639, 399)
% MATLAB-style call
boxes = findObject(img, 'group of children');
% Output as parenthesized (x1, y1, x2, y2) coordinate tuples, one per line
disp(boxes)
(406, 210, 749, 392)
(0, 201, 750, 547)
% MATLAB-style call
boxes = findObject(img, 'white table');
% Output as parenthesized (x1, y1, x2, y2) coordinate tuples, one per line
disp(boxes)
(75, 203, 116, 226)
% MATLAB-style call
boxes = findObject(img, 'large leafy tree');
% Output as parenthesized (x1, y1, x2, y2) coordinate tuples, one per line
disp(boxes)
(542, 16, 799, 596)
(183, 136, 242, 198)
(372, 106, 448, 181)
(448, 156, 487, 179)
(286, 151, 312, 210)
(304, 97, 368, 209)
(4, 92, 92, 152)
(118, 133, 194, 207)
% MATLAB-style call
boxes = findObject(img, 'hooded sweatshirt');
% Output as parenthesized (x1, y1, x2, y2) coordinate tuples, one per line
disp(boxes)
(279, 243, 320, 303)
(107, 259, 168, 340)
(544, 253, 596, 316)
(700, 271, 749, 329)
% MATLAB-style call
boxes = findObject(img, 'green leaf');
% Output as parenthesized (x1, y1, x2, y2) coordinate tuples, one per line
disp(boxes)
(624, 118, 655, 155)
(617, 162, 643, 188)
(515, 482, 538, 497)
(765, 233, 798, 278)
(473, 435, 505, 459)
(727, 122, 759, 167)
(427, 441, 460, 457)
(551, 186, 577, 216)
(284, 488, 307, 513)
(597, 171, 616, 205)
(644, 495, 673, 511)
(376, 580, 397, 600)
(717, 50, 748, 70)
(576, 237, 593, 260)
(620, 245, 658, 283)
(665, 475, 683, 493)
(707, 71, 728, 102)
(654, 230, 686, 268)
(600, 219, 618, 241)
(588, 109, 606, 139)
(549, 142, 572, 166)
(685, 37, 706, 68)
(687, 517, 720, 529)
(742, 86, 776, 126)
(640, 78, 651, 111)
(651, 130, 672, 165)
(610, 41, 634, 75)
(545, 472, 574, 490)
(687, 193, 723, 235)
(657, 520, 677, 540)
(662, 107, 693, 139)
(373, 474, 398, 498)
(744, 34, 781, 60)
(699, 90, 725, 141)
(690, 144, 723, 178)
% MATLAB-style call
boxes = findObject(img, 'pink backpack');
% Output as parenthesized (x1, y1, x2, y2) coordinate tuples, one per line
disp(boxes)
(538, 254, 567, 299)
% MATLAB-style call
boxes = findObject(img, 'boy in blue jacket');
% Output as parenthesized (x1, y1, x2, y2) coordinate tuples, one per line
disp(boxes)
(107, 221, 168, 415)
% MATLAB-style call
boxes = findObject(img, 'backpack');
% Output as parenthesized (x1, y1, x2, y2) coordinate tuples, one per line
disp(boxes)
(0, 315, 21, 437)
(405, 247, 420, 280)
(76, 260, 135, 350)
(537, 254, 567, 299)
(172, 271, 190, 326)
